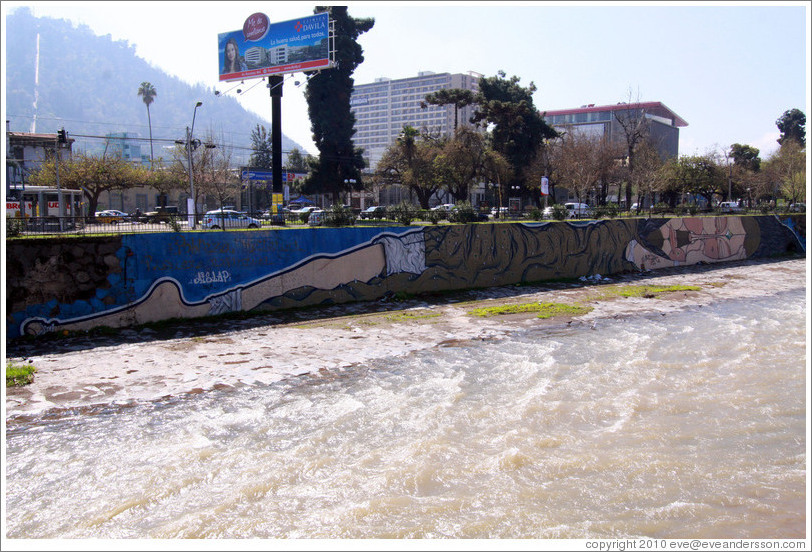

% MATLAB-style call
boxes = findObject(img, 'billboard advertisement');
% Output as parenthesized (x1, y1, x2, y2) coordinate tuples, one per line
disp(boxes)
(218, 12, 332, 82)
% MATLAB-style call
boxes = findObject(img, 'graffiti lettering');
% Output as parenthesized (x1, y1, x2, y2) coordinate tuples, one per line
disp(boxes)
(193, 270, 232, 285)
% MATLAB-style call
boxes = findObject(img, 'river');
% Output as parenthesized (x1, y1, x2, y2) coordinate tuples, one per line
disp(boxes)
(4, 282, 807, 540)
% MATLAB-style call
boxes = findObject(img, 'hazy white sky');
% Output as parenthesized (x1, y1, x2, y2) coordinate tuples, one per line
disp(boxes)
(3, 1, 810, 158)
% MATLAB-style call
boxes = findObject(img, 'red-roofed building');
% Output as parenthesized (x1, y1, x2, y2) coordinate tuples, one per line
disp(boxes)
(543, 101, 688, 160)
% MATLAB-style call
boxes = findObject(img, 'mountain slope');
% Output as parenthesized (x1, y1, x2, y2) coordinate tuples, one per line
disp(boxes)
(4, 8, 306, 166)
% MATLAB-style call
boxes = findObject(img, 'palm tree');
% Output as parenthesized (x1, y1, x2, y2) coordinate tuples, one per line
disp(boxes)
(137, 82, 157, 167)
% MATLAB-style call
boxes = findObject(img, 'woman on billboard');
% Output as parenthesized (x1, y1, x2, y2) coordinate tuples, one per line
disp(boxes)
(222, 37, 247, 74)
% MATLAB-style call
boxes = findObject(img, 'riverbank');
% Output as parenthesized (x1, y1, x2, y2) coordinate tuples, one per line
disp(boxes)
(5, 256, 808, 419)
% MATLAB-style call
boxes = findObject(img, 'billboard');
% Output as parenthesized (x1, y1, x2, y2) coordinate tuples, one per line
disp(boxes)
(218, 12, 333, 82)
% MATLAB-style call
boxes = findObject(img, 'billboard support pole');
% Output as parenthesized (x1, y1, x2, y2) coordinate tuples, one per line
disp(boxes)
(270, 75, 284, 197)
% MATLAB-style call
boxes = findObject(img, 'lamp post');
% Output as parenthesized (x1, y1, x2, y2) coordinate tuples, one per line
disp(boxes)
(187, 101, 202, 228)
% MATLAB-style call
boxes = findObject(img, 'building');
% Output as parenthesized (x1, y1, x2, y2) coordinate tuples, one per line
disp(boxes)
(351, 71, 482, 170)
(543, 101, 688, 160)
(6, 125, 75, 192)
(100, 132, 149, 166)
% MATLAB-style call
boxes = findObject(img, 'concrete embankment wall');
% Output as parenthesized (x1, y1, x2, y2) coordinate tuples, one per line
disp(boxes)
(6, 215, 806, 340)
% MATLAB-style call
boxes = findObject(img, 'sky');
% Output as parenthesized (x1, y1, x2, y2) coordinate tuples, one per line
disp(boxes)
(2, 0, 810, 159)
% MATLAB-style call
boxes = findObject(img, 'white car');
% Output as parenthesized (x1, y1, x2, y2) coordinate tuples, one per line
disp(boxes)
(565, 202, 593, 219)
(201, 210, 261, 229)
(718, 201, 744, 214)
(431, 203, 455, 212)
(788, 203, 805, 213)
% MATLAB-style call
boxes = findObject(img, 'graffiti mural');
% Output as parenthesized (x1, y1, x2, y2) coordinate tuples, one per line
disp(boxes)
(8, 215, 805, 339)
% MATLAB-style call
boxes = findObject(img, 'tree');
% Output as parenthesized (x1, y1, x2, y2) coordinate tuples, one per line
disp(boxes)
(776, 108, 806, 148)
(137, 82, 157, 167)
(434, 126, 490, 202)
(662, 154, 725, 208)
(471, 71, 557, 199)
(421, 88, 476, 132)
(304, 6, 374, 204)
(613, 91, 651, 208)
(196, 132, 241, 218)
(550, 131, 615, 204)
(763, 140, 806, 206)
(375, 126, 441, 209)
(629, 141, 667, 212)
(729, 143, 761, 172)
(249, 124, 273, 169)
(29, 152, 149, 217)
(285, 147, 308, 173)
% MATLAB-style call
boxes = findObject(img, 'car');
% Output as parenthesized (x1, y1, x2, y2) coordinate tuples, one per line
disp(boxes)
(95, 210, 129, 224)
(788, 203, 806, 213)
(490, 207, 509, 219)
(718, 201, 744, 214)
(262, 207, 290, 223)
(431, 203, 455, 212)
(359, 206, 386, 219)
(201, 209, 261, 229)
(307, 209, 325, 226)
(565, 202, 593, 219)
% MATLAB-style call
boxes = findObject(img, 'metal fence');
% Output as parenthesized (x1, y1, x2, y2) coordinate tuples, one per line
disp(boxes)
(5, 206, 803, 238)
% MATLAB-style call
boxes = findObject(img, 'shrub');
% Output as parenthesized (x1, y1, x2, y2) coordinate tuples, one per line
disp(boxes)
(425, 209, 445, 224)
(387, 201, 421, 225)
(299, 211, 312, 224)
(448, 201, 478, 223)
(759, 202, 774, 214)
(594, 204, 619, 219)
(551, 204, 569, 221)
(6, 217, 26, 237)
(528, 208, 542, 221)
(168, 216, 182, 232)
(325, 204, 356, 227)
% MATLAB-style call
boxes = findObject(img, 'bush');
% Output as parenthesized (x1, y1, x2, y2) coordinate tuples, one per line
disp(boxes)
(425, 209, 445, 224)
(6, 217, 26, 237)
(528, 208, 542, 221)
(551, 204, 569, 221)
(387, 202, 421, 225)
(168, 215, 182, 232)
(448, 201, 478, 223)
(325, 204, 356, 227)
(759, 203, 774, 214)
(593, 204, 619, 219)
(299, 211, 312, 224)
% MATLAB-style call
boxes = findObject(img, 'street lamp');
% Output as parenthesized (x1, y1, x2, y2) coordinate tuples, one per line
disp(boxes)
(187, 101, 202, 228)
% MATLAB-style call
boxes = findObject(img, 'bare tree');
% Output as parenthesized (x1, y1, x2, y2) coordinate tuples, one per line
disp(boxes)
(614, 89, 650, 207)
(551, 130, 616, 204)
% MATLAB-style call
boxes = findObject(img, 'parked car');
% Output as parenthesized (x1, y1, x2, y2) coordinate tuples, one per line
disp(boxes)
(431, 203, 455, 212)
(788, 203, 806, 213)
(307, 209, 325, 226)
(136, 206, 180, 223)
(565, 202, 593, 219)
(201, 209, 261, 229)
(718, 201, 744, 214)
(490, 207, 509, 219)
(95, 210, 129, 224)
(359, 206, 386, 219)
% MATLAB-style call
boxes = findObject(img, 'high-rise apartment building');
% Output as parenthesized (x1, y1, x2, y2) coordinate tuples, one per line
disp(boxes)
(351, 71, 481, 169)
